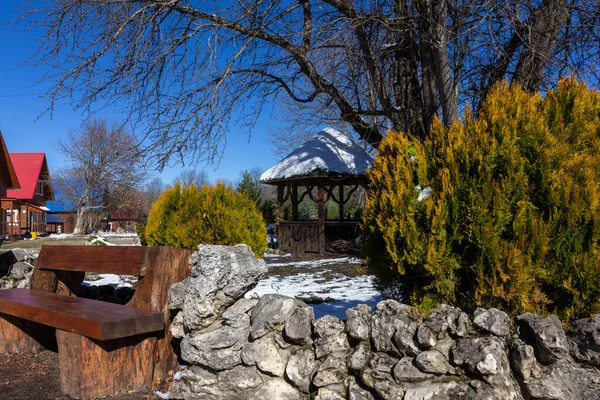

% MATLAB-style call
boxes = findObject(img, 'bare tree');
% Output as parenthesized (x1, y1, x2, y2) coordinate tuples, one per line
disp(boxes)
(23, 0, 599, 165)
(55, 119, 146, 234)
(175, 169, 211, 188)
(140, 176, 166, 218)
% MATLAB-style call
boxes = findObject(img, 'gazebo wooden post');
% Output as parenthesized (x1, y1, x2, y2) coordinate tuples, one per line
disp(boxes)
(277, 183, 285, 231)
(291, 182, 299, 221)
(338, 184, 344, 222)
(317, 179, 325, 255)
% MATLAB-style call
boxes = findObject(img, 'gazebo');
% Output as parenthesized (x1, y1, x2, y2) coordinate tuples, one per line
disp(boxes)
(261, 128, 374, 255)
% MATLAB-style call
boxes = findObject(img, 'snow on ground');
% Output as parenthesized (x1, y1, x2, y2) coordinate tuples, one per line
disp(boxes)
(267, 256, 362, 268)
(247, 257, 383, 320)
(263, 252, 292, 259)
(82, 273, 135, 288)
(46, 233, 80, 240)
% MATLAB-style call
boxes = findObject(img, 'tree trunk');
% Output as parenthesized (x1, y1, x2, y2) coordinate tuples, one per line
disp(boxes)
(415, 0, 460, 127)
(512, 0, 569, 91)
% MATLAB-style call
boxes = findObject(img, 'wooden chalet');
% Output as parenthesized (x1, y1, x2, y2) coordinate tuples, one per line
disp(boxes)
(261, 128, 373, 255)
(1, 152, 54, 237)
(0, 131, 20, 197)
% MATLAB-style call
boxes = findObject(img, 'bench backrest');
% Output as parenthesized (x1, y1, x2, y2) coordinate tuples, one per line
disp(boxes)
(37, 245, 147, 276)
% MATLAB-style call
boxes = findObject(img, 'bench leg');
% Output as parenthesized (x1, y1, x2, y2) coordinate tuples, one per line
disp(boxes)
(0, 312, 55, 353)
(56, 330, 157, 399)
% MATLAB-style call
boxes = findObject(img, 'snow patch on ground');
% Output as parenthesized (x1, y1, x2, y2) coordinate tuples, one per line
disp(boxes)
(263, 252, 292, 258)
(82, 273, 135, 288)
(246, 268, 382, 319)
(267, 257, 362, 268)
(88, 236, 115, 246)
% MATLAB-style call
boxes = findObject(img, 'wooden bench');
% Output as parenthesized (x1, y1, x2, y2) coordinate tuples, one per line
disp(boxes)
(0, 245, 194, 399)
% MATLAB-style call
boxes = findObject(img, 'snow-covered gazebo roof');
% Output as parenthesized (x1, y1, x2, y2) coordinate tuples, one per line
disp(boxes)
(260, 127, 374, 183)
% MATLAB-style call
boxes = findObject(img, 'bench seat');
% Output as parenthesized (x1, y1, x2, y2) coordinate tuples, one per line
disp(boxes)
(0, 288, 163, 340)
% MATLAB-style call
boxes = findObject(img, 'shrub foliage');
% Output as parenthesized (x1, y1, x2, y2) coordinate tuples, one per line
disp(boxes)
(362, 78, 600, 320)
(145, 182, 267, 256)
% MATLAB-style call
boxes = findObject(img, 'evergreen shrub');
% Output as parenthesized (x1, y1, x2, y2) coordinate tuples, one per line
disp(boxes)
(362, 78, 600, 321)
(145, 182, 267, 256)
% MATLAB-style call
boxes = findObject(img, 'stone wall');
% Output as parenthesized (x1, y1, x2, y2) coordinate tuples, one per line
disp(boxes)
(171, 245, 600, 399)
(0, 249, 35, 289)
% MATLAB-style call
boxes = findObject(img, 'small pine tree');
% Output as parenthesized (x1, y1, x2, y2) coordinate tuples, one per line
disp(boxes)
(145, 182, 267, 256)
(362, 78, 600, 321)
(237, 170, 261, 204)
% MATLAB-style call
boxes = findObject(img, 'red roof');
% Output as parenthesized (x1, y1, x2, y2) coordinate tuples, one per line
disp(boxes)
(6, 153, 50, 200)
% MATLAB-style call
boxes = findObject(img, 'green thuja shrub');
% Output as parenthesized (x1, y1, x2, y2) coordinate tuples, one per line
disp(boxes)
(145, 182, 267, 256)
(362, 78, 600, 321)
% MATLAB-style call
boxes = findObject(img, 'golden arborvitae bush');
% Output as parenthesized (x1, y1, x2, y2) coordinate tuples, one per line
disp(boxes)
(145, 182, 267, 256)
(362, 78, 600, 320)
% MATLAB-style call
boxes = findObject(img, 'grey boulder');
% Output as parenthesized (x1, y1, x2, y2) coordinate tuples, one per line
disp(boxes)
(473, 308, 512, 337)
(517, 313, 569, 364)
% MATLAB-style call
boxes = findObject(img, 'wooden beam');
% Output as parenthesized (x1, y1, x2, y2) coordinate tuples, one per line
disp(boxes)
(339, 184, 344, 222)
(37, 246, 147, 276)
(317, 180, 325, 255)
(292, 183, 299, 221)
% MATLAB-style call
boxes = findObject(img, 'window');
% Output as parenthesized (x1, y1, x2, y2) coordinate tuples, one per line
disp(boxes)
(35, 180, 44, 196)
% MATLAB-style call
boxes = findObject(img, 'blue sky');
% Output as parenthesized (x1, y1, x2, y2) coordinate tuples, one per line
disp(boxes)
(0, 3, 283, 186)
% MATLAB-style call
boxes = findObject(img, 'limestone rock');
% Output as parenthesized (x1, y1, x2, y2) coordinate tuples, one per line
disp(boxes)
(217, 365, 264, 396)
(371, 300, 421, 357)
(171, 311, 185, 339)
(348, 381, 375, 400)
(416, 304, 469, 349)
(414, 350, 454, 375)
(9, 262, 33, 280)
(0, 261, 33, 289)
(473, 308, 511, 337)
(569, 314, 600, 365)
(11, 248, 30, 263)
(451, 336, 508, 376)
(360, 353, 403, 399)
(249, 378, 303, 400)
(223, 298, 257, 329)
(314, 315, 350, 359)
(313, 354, 349, 388)
(181, 323, 248, 371)
(346, 304, 372, 341)
(179, 244, 268, 329)
(284, 305, 314, 345)
(521, 359, 600, 400)
(241, 335, 288, 377)
(286, 348, 318, 393)
(251, 294, 304, 340)
(315, 387, 346, 400)
(403, 381, 469, 400)
(168, 280, 188, 310)
(348, 341, 370, 372)
(168, 366, 222, 399)
(393, 357, 435, 382)
(517, 313, 569, 364)
(509, 339, 542, 380)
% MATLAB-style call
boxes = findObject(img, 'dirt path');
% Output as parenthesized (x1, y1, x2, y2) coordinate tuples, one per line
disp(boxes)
(0, 351, 166, 400)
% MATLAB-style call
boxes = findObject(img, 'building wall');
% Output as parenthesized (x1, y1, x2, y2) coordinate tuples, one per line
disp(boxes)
(50, 212, 77, 234)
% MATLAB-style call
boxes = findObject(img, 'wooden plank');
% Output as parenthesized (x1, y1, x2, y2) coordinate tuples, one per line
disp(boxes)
(37, 245, 147, 276)
(57, 330, 156, 399)
(0, 289, 163, 340)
